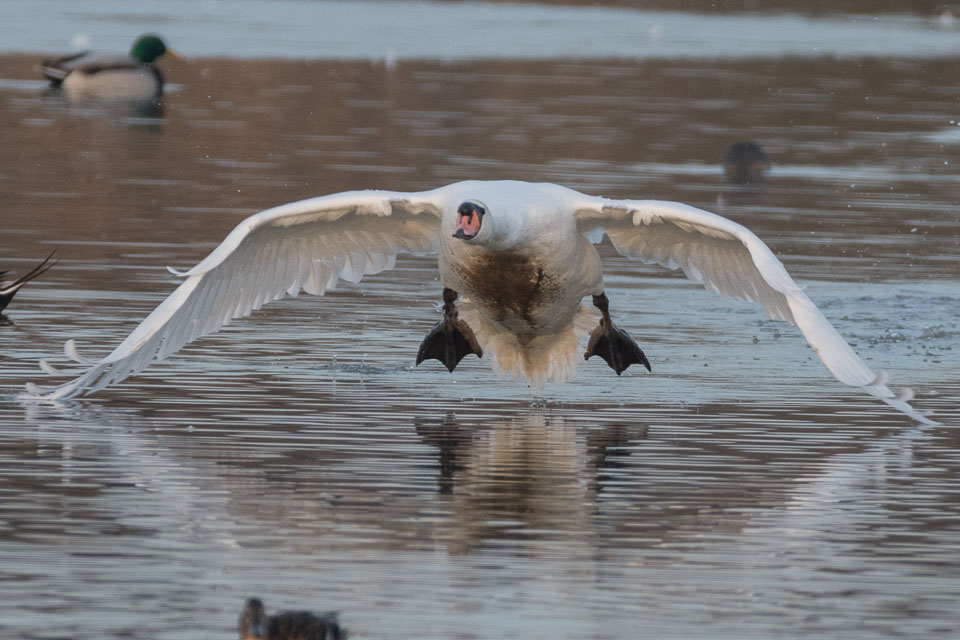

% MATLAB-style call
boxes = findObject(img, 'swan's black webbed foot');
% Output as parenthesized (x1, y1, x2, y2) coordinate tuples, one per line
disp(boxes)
(584, 292, 651, 375)
(416, 288, 483, 372)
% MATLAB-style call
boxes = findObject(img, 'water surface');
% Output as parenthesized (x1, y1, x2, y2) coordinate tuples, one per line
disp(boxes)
(2, 1, 960, 60)
(1, 9, 959, 640)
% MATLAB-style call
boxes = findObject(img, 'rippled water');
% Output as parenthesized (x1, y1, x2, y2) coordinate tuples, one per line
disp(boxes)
(1, 4, 959, 639)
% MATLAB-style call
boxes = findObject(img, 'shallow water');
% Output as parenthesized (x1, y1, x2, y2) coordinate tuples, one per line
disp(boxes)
(1, 5, 960, 639)
(3, 1, 960, 60)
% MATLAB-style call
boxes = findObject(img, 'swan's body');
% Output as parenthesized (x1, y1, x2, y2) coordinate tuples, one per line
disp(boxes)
(24, 180, 933, 423)
(38, 34, 179, 100)
(437, 184, 607, 383)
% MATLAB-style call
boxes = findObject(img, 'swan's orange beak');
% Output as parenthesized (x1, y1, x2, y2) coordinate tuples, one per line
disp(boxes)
(453, 210, 481, 239)
(453, 202, 485, 240)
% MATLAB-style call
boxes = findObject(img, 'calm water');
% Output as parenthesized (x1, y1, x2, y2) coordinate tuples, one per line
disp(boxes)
(2, 1, 960, 60)
(1, 4, 959, 639)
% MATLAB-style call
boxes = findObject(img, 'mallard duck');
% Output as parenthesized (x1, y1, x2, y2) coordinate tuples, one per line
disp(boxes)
(239, 598, 344, 640)
(38, 34, 181, 100)
(24, 180, 933, 424)
(1, 251, 56, 313)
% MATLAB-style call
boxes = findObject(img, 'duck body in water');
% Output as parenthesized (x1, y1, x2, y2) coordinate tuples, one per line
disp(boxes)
(724, 141, 771, 184)
(37, 34, 181, 100)
(1, 251, 56, 313)
(24, 180, 935, 424)
(239, 598, 344, 640)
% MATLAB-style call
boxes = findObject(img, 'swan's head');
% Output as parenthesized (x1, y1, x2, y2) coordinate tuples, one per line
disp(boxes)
(452, 201, 488, 243)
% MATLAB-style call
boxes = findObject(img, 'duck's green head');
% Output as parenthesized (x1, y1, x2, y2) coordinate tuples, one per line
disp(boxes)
(130, 34, 171, 63)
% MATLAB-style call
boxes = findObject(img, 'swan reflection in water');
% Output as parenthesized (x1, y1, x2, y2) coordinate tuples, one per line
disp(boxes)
(12, 400, 949, 638)
(416, 411, 648, 554)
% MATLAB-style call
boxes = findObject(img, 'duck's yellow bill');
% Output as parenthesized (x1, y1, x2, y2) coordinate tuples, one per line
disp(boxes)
(166, 49, 185, 62)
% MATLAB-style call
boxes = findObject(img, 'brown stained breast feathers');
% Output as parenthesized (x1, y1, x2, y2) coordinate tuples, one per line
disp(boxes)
(456, 251, 557, 331)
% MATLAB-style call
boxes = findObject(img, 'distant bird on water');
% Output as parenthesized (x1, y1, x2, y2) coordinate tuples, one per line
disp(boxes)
(37, 34, 182, 100)
(724, 141, 770, 184)
(1, 251, 56, 313)
(239, 598, 345, 640)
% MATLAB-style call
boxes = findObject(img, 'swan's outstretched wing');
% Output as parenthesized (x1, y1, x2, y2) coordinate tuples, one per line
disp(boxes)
(574, 196, 935, 424)
(25, 190, 443, 400)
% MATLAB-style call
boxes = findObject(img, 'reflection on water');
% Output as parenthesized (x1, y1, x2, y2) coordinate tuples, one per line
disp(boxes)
(0, 31, 959, 640)
(3, 401, 959, 638)
(416, 413, 648, 555)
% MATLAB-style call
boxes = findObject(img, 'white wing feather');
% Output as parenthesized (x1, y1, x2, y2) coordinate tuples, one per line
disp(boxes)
(575, 197, 936, 425)
(25, 190, 442, 400)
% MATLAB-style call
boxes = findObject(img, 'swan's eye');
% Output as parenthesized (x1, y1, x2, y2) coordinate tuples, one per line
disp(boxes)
(457, 202, 485, 218)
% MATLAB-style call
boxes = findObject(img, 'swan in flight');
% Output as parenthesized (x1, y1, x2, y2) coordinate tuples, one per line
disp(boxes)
(24, 180, 933, 423)
(37, 34, 182, 100)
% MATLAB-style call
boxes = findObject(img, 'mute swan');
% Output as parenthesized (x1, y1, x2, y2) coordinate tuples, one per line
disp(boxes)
(24, 180, 934, 424)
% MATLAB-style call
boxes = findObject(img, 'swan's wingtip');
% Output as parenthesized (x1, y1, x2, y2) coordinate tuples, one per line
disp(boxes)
(64, 339, 99, 365)
(868, 370, 891, 387)
(23, 382, 42, 397)
(895, 386, 915, 403)
(38, 359, 65, 376)
(19, 381, 85, 404)
(166, 265, 190, 277)
(64, 339, 80, 361)
(19, 383, 62, 403)
(914, 411, 941, 427)
(882, 396, 940, 426)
